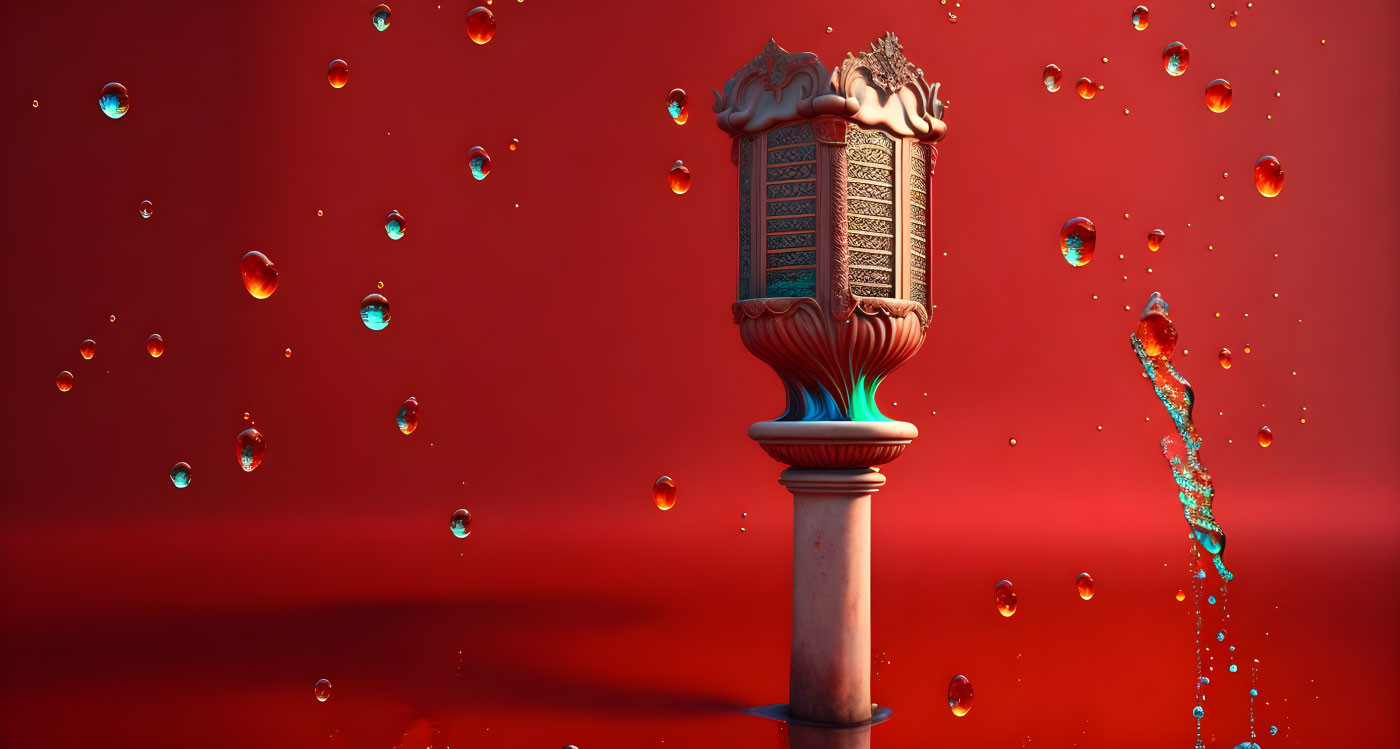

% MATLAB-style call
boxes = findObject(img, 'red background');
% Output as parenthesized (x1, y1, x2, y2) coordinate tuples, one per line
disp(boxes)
(2, 1, 1396, 747)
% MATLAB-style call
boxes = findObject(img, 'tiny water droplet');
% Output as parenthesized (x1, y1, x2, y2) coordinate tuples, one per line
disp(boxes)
(669, 160, 691, 194)
(1208, 595, 1217, 604)
(398, 396, 419, 434)
(947, 674, 974, 716)
(384, 210, 406, 240)
(327, 59, 349, 88)
(240, 251, 279, 299)
(1075, 77, 1096, 99)
(1042, 64, 1062, 92)
(1076, 572, 1095, 600)
(1176, 589, 1186, 601)
(1162, 42, 1190, 76)
(666, 88, 688, 124)
(146, 334, 165, 358)
(1205, 79, 1232, 112)
(1270, 726, 1278, 735)
(1132, 5, 1150, 29)
(80, 339, 96, 359)
(653, 475, 677, 510)
(360, 293, 391, 331)
(947, 12, 957, 23)
(995, 580, 1017, 617)
(56, 371, 74, 392)
(509, 138, 519, 151)
(1147, 229, 1166, 251)
(1218, 348, 1233, 369)
(468, 146, 492, 180)
(314, 679, 332, 702)
(1060, 217, 1096, 266)
(450, 508, 472, 538)
(466, 6, 495, 44)
(236, 428, 266, 472)
(1217, 629, 1227, 641)
(98, 82, 130, 119)
(371, 3, 391, 30)
(1228, 9, 1238, 26)
(283, 347, 292, 358)
(1257, 425, 1272, 447)
(1254, 155, 1284, 197)
(138, 199, 154, 218)
(1193, 705, 1204, 718)
(170, 462, 192, 488)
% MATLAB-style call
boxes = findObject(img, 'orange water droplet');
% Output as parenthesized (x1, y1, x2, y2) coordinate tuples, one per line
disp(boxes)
(995, 580, 1017, 617)
(1219, 348, 1233, 369)
(509, 138, 518, 151)
(825, 26, 833, 33)
(466, 6, 495, 44)
(1147, 229, 1166, 252)
(1076, 572, 1096, 600)
(1132, 5, 1150, 29)
(948, 674, 974, 716)
(1135, 293, 1177, 359)
(1075, 77, 1096, 99)
(1254, 155, 1284, 197)
(947, 12, 957, 23)
(1228, 9, 1238, 26)
(1205, 78, 1232, 112)
(146, 333, 165, 358)
(653, 476, 677, 510)
(1008, 437, 1017, 446)
(56, 371, 74, 392)
(1162, 42, 1190, 76)
(668, 160, 691, 194)
(243, 412, 251, 421)
(283, 347, 292, 358)
(241, 251, 279, 299)
(1043, 64, 1062, 92)
(1176, 589, 1186, 602)
(327, 59, 349, 89)
(666, 88, 688, 124)
(80, 339, 96, 359)
(398, 396, 419, 435)
(1060, 217, 1096, 266)
(377, 281, 384, 289)
(236, 427, 266, 472)
(1257, 425, 1272, 447)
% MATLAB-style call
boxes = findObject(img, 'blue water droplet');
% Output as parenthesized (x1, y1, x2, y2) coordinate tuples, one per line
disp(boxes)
(1199, 676, 1210, 685)
(450, 508, 472, 538)
(1192, 705, 1204, 718)
(1249, 688, 1258, 696)
(384, 210, 406, 240)
(1216, 629, 1226, 641)
(1270, 726, 1278, 735)
(1229, 664, 1238, 672)
(169, 462, 192, 488)
(1196, 569, 1207, 579)
(371, 3, 391, 30)
(1208, 595, 1217, 604)
(360, 293, 391, 331)
(98, 82, 130, 119)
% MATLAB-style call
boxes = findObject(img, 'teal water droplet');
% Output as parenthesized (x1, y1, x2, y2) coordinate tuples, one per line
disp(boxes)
(450, 508, 472, 538)
(397, 396, 419, 434)
(169, 462, 192, 488)
(371, 3, 391, 30)
(235, 428, 266, 472)
(1196, 569, 1207, 579)
(98, 82, 130, 119)
(384, 210, 406, 240)
(1208, 595, 1217, 604)
(1229, 664, 1238, 672)
(1217, 629, 1226, 641)
(468, 146, 491, 180)
(360, 293, 391, 331)
(1249, 688, 1258, 696)
(1270, 726, 1278, 735)
(1192, 705, 1204, 718)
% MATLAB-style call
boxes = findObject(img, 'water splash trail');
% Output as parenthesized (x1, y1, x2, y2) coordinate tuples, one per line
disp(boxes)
(1130, 292, 1234, 581)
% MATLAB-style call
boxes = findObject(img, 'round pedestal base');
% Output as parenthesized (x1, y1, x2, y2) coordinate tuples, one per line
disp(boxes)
(746, 702, 893, 727)
(748, 420, 917, 469)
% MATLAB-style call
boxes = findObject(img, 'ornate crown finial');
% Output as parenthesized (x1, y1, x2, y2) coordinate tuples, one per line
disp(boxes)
(848, 32, 917, 94)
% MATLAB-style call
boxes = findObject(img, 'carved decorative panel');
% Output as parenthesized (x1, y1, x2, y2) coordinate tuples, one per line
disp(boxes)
(845, 126, 895, 298)
(738, 137, 754, 299)
(909, 144, 929, 309)
(765, 123, 817, 297)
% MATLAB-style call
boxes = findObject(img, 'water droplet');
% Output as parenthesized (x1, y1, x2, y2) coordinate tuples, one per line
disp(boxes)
(314, 679, 332, 702)
(1249, 688, 1258, 696)
(98, 82, 130, 119)
(398, 396, 419, 434)
(1218, 348, 1233, 369)
(947, 674, 974, 716)
(1230, 664, 1238, 672)
(653, 475, 677, 510)
(327, 59, 349, 89)
(1143, 228, 1166, 252)
(509, 138, 519, 151)
(468, 146, 492, 180)
(138, 200, 154, 218)
(1257, 425, 1272, 447)
(236, 427, 266, 472)
(56, 371, 74, 392)
(1076, 572, 1095, 599)
(450, 508, 472, 538)
(1228, 9, 1238, 26)
(1162, 42, 1190, 76)
(1042, 64, 1062, 92)
(1176, 589, 1186, 601)
(1197, 568, 1207, 579)
(466, 6, 495, 44)
(1192, 705, 1204, 718)
(284, 347, 292, 358)
(384, 209, 406, 240)
(1132, 5, 1150, 29)
(240, 251, 279, 299)
(1270, 726, 1278, 735)
(1254, 155, 1284, 197)
(1217, 629, 1227, 641)
(666, 88, 688, 124)
(825, 26, 833, 33)
(1199, 79, 1234, 115)
(1135, 293, 1177, 359)
(360, 293, 392, 331)
(668, 160, 691, 194)
(1075, 77, 1096, 99)
(80, 339, 96, 359)
(146, 333, 165, 358)
(31, 99, 38, 108)
(947, 12, 957, 23)
(1059, 217, 1096, 266)
(1199, 676, 1210, 685)
(371, 3, 391, 30)
(1208, 595, 1217, 604)
(170, 462, 192, 488)
(995, 580, 1017, 617)
(1008, 437, 1017, 446)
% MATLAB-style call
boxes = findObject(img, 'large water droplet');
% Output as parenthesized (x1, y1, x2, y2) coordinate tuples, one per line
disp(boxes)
(170, 462, 192, 488)
(398, 396, 419, 435)
(947, 674, 974, 716)
(1257, 425, 1272, 447)
(142, 334, 165, 359)
(1147, 228, 1166, 252)
(314, 679, 332, 702)
(666, 88, 689, 123)
(1075, 77, 1097, 99)
(995, 579, 1017, 617)
(1205, 79, 1233, 112)
(1042, 64, 1063, 92)
(80, 339, 96, 359)
(360, 293, 391, 331)
(1136, 293, 1177, 359)
(653, 475, 677, 510)
(385, 209, 406, 240)
(138, 200, 154, 218)
(1060, 217, 1096, 266)
(327, 59, 349, 89)
(1254, 155, 1284, 197)
(98, 82, 130, 119)
(1192, 705, 1204, 718)
(56, 371, 74, 392)
(1132, 5, 1150, 30)
(241, 251, 279, 299)
(451, 508, 472, 538)
(1218, 347, 1233, 369)
(668, 160, 691, 194)
(1076, 572, 1096, 600)
(371, 3, 391, 30)
(466, 6, 495, 44)
(236, 427, 266, 472)
(468, 147, 492, 180)
(1162, 42, 1190, 76)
